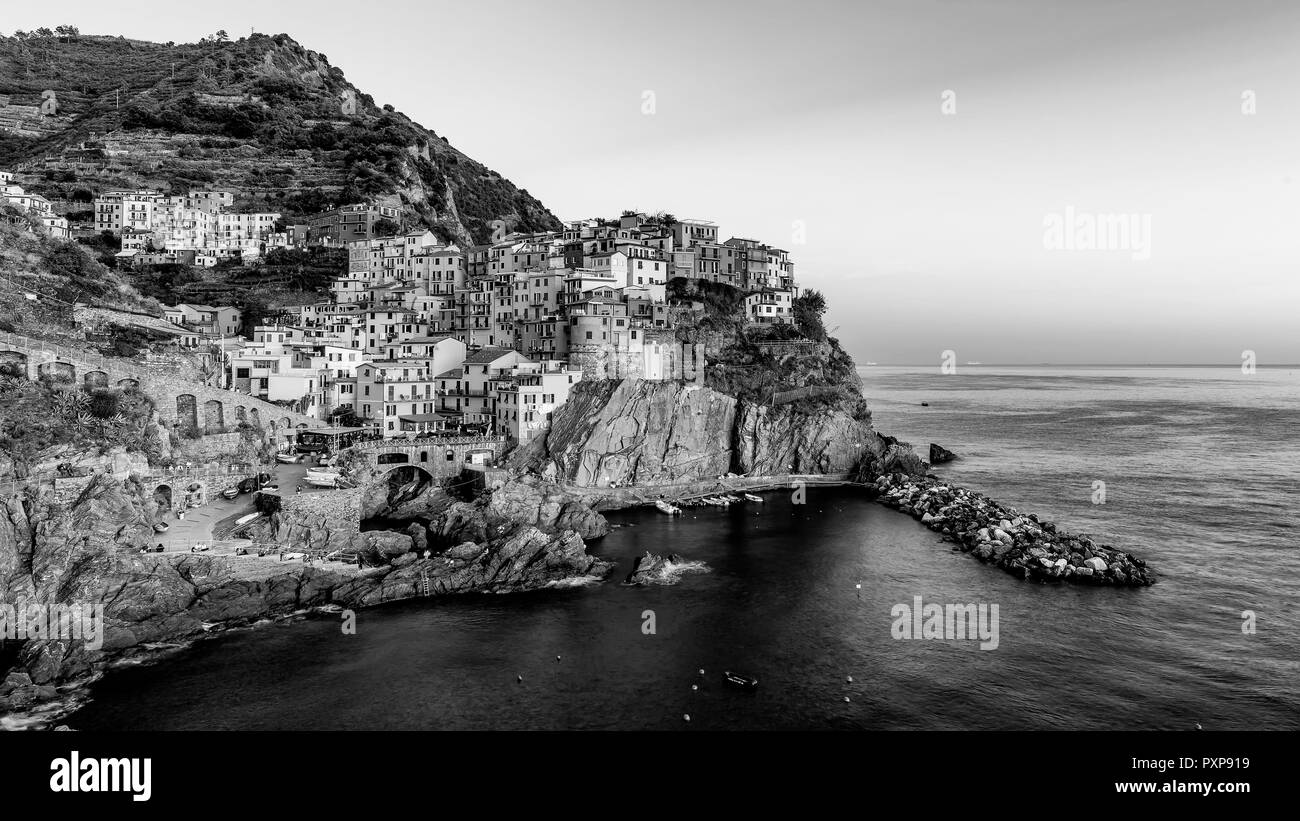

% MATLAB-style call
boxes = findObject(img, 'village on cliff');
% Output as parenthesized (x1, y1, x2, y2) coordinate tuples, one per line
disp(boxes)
(2, 169, 800, 448)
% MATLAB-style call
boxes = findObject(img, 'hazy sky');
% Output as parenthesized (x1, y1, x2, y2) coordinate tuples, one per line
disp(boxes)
(8, 0, 1299, 363)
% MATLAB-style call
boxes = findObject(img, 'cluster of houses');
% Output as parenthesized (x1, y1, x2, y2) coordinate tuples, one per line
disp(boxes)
(164, 210, 798, 442)
(0, 170, 70, 237)
(0, 181, 794, 444)
(93, 188, 283, 267)
(157, 210, 801, 444)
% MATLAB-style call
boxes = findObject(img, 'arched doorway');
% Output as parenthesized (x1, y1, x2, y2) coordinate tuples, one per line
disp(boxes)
(175, 394, 198, 431)
(203, 399, 225, 433)
(83, 370, 108, 389)
(0, 351, 28, 379)
(39, 361, 75, 383)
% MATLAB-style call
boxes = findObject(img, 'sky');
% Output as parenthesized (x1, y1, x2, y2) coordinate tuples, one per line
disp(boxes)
(7, 0, 1299, 364)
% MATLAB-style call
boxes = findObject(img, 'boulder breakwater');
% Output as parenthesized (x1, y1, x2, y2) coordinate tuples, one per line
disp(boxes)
(870, 473, 1154, 586)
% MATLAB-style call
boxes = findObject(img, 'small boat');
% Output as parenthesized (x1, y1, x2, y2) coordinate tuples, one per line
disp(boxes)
(654, 500, 681, 515)
(235, 512, 260, 526)
(276, 452, 301, 464)
(722, 671, 759, 690)
(220, 487, 240, 500)
(743, 493, 763, 503)
(920, 402, 930, 407)
(152, 522, 169, 533)
(304, 469, 340, 488)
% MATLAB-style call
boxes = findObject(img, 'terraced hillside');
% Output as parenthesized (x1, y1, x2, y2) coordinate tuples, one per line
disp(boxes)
(0, 31, 561, 244)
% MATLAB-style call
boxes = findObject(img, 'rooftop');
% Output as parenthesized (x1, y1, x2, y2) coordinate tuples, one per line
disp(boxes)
(464, 347, 518, 364)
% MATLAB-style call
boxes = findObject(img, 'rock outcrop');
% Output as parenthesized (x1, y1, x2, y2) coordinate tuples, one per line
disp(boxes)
(623, 551, 709, 586)
(929, 443, 958, 464)
(871, 473, 1153, 586)
(335, 527, 611, 607)
(542, 380, 737, 486)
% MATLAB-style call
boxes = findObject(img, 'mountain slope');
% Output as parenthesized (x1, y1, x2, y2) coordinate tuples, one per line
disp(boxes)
(0, 32, 561, 244)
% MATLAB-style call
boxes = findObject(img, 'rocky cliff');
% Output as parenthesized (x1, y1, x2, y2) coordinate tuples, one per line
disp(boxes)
(529, 378, 925, 487)
(526, 281, 928, 488)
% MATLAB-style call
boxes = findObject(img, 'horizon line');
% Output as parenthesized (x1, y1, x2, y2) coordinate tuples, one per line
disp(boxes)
(852, 363, 1300, 368)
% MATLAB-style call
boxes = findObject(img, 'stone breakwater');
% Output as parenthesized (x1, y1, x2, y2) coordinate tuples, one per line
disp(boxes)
(870, 473, 1154, 586)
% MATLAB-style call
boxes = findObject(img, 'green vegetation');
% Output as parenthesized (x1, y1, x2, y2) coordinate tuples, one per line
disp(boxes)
(0, 205, 157, 333)
(0, 375, 161, 474)
(665, 278, 864, 418)
(792, 289, 828, 342)
(0, 32, 563, 244)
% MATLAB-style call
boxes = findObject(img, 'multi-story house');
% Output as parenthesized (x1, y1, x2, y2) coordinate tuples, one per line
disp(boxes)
(435, 347, 529, 430)
(491, 361, 584, 444)
(355, 357, 444, 437)
(744, 289, 796, 324)
(306, 203, 400, 245)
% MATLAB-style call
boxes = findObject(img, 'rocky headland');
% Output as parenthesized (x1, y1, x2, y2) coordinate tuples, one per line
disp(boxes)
(0, 469, 614, 718)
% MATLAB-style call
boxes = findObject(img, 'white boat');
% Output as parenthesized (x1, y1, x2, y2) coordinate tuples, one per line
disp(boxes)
(654, 500, 681, 515)
(276, 452, 301, 464)
(235, 512, 261, 527)
(743, 493, 763, 503)
(304, 469, 340, 488)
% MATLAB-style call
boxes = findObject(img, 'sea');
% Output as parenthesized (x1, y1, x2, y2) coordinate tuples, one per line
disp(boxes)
(60, 366, 1300, 730)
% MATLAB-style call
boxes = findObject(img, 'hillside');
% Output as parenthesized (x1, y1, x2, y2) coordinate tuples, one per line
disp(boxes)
(0, 31, 562, 244)
(0, 203, 161, 335)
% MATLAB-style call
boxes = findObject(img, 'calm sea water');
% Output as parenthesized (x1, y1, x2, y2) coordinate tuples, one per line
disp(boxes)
(66, 366, 1300, 730)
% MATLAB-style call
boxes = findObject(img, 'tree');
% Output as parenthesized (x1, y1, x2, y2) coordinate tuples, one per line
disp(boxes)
(372, 217, 401, 238)
(55, 25, 79, 39)
(34, 27, 54, 38)
(215, 29, 229, 41)
(793, 289, 828, 341)
(12, 30, 28, 40)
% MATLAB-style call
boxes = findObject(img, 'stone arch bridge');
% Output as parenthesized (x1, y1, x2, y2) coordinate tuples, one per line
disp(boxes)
(0, 332, 324, 438)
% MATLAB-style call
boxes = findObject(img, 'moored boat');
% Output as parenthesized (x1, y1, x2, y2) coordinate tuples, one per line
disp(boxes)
(220, 487, 240, 500)
(722, 671, 759, 690)
(304, 469, 341, 488)
(743, 493, 763, 503)
(275, 452, 301, 464)
(653, 500, 681, 515)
